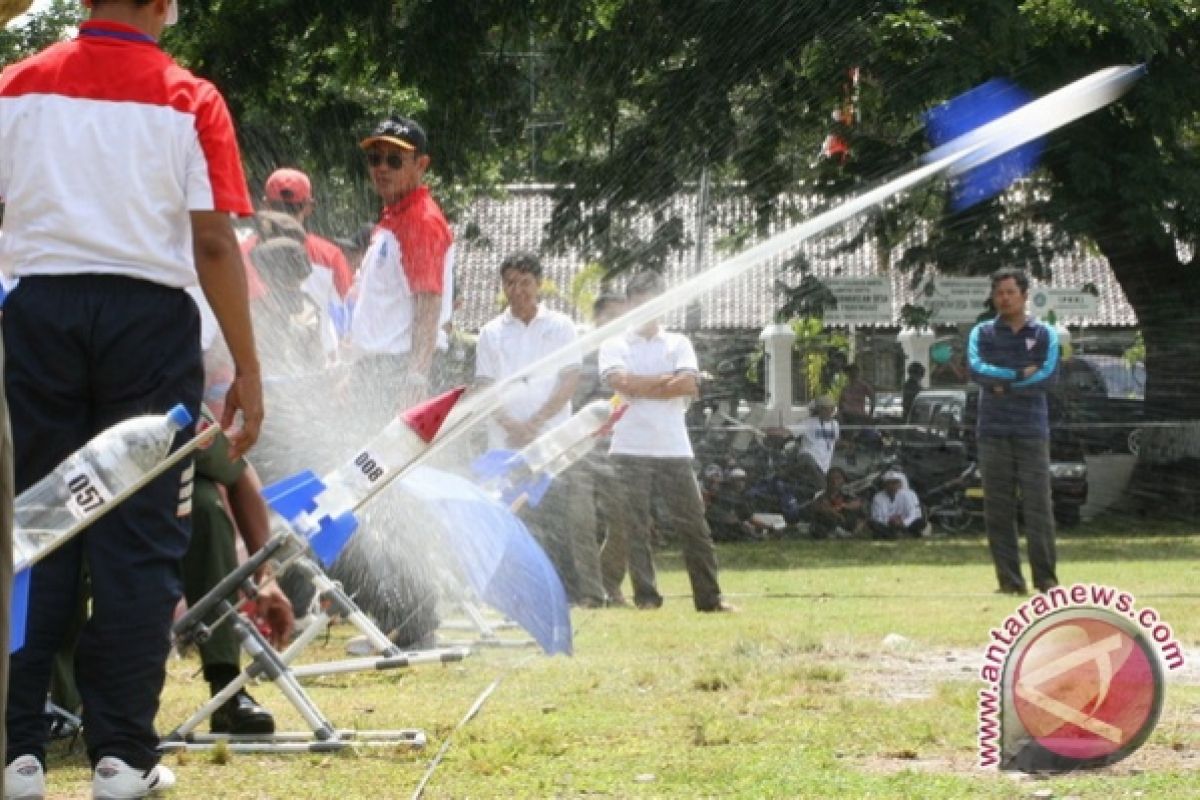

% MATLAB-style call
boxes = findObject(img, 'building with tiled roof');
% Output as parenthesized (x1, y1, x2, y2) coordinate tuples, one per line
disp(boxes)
(452, 184, 1138, 334)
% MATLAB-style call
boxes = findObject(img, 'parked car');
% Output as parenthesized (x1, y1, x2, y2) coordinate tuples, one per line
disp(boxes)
(900, 386, 1088, 528)
(872, 392, 904, 420)
(1056, 355, 1145, 455)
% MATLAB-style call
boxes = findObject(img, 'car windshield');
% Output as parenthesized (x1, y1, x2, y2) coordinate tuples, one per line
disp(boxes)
(1074, 355, 1146, 399)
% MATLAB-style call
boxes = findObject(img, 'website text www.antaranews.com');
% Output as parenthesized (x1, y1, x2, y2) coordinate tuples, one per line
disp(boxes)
(976, 583, 1184, 768)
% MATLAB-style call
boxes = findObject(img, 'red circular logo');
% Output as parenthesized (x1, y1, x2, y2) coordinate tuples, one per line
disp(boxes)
(1012, 615, 1160, 763)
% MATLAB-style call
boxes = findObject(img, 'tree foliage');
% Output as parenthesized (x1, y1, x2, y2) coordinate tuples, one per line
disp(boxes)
(537, 2, 1200, 428)
(0, 0, 79, 63)
(8, 3, 1199, 413)
(161, 1, 567, 233)
(4, 0, 1199, 506)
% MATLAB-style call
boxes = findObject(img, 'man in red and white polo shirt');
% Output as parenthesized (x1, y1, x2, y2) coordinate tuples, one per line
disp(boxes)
(239, 167, 353, 359)
(0, 1, 261, 796)
(241, 168, 353, 301)
(349, 115, 454, 427)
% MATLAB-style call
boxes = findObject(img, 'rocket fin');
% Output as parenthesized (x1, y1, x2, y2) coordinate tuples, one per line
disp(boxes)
(471, 449, 519, 479)
(9, 567, 29, 653)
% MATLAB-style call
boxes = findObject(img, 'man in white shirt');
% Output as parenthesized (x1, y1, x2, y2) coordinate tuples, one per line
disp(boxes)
(869, 471, 925, 539)
(798, 395, 840, 475)
(0, 1, 262, 795)
(474, 252, 604, 607)
(599, 272, 734, 613)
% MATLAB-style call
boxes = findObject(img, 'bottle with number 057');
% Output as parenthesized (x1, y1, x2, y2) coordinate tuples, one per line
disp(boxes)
(13, 404, 193, 569)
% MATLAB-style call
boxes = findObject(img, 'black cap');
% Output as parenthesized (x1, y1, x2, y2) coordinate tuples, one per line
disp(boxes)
(360, 115, 428, 154)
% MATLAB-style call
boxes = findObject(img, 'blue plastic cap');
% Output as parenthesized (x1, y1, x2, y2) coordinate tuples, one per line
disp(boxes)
(166, 403, 193, 429)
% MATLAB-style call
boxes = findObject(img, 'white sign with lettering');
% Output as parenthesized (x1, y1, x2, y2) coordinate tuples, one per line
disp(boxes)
(918, 277, 991, 323)
(824, 277, 893, 324)
(1030, 288, 1099, 319)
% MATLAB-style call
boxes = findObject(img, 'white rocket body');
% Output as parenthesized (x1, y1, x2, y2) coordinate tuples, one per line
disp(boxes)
(519, 400, 614, 479)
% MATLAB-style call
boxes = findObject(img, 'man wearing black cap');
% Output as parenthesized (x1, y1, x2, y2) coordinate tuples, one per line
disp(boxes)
(349, 116, 454, 425)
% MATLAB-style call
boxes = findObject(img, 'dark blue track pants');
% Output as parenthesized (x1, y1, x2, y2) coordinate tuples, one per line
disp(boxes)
(3, 275, 201, 771)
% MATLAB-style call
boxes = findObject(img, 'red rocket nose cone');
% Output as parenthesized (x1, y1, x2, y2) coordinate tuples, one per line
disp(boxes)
(401, 386, 466, 443)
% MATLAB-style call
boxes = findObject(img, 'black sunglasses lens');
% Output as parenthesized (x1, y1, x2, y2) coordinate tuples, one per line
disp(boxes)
(366, 152, 406, 169)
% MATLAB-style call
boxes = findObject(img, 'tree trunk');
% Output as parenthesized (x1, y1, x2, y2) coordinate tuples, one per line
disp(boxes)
(1095, 232, 1200, 518)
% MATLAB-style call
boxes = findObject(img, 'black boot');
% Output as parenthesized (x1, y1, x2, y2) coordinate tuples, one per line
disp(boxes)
(210, 689, 275, 735)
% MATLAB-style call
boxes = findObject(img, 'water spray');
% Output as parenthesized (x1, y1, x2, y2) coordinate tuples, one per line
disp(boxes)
(391, 65, 1146, 486)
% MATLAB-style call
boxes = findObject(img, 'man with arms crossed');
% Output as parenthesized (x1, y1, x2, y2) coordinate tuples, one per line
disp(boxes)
(968, 267, 1059, 595)
(0, 1, 262, 796)
(600, 272, 735, 613)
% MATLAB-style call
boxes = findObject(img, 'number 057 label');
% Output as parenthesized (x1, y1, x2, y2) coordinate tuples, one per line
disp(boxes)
(63, 459, 115, 520)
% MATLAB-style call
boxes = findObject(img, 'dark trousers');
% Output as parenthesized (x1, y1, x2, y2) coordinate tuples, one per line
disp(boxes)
(3, 276, 201, 771)
(520, 477, 582, 603)
(182, 478, 241, 674)
(593, 457, 628, 601)
(0, 340, 13, 783)
(521, 465, 604, 606)
(811, 505, 863, 539)
(978, 436, 1057, 592)
(604, 456, 723, 611)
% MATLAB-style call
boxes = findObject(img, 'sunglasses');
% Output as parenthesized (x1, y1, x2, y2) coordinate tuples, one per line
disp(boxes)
(366, 152, 411, 169)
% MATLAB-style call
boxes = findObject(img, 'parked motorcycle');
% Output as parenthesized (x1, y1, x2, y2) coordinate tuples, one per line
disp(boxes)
(920, 462, 984, 534)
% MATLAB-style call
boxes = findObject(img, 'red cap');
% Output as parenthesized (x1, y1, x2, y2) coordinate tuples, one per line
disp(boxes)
(401, 386, 466, 443)
(264, 168, 312, 204)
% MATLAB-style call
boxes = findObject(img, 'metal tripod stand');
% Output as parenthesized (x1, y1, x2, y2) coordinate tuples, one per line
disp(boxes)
(163, 528, 470, 753)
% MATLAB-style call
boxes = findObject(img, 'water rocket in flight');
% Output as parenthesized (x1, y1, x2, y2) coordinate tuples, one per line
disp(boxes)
(397, 65, 1146, 479)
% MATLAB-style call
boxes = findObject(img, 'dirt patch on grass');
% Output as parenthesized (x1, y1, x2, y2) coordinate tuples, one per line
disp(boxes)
(857, 644, 1200, 703)
(849, 643, 1200, 779)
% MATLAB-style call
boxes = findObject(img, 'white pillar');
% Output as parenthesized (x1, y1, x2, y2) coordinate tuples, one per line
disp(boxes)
(759, 323, 797, 427)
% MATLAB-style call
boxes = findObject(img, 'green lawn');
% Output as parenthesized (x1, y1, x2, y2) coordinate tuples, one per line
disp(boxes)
(43, 528, 1200, 799)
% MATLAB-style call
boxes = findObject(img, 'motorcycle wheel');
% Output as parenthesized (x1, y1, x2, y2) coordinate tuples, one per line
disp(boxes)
(933, 496, 976, 534)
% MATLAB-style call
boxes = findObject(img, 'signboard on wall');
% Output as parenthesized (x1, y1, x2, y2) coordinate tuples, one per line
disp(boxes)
(915, 277, 1100, 324)
(918, 277, 991, 324)
(1030, 288, 1099, 319)
(823, 277, 893, 325)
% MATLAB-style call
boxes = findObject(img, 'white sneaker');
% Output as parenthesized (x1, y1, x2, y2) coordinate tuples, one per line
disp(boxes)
(92, 756, 175, 799)
(4, 755, 44, 800)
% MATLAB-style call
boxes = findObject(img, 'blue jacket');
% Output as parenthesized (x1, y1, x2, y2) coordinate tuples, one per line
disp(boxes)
(968, 316, 1059, 439)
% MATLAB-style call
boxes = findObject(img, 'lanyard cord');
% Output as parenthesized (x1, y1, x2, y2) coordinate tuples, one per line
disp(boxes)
(78, 26, 157, 45)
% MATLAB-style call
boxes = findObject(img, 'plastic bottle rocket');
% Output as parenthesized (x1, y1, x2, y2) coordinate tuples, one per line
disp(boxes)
(11, 403, 194, 651)
(472, 398, 627, 508)
(13, 404, 193, 570)
(262, 386, 466, 567)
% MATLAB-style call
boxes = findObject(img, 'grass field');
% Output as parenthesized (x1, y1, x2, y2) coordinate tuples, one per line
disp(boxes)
(41, 525, 1200, 799)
